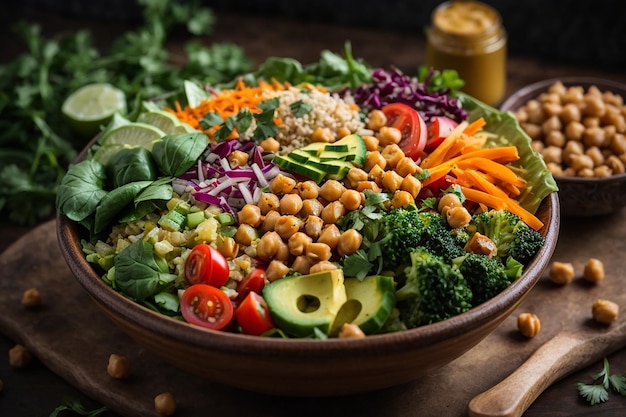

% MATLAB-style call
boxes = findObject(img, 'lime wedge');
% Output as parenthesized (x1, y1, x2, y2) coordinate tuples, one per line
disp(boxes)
(100, 122, 165, 150)
(91, 143, 133, 165)
(137, 110, 196, 135)
(62, 83, 127, 138)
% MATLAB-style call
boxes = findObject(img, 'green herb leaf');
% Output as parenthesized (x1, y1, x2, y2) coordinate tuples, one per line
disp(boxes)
(577, 382, 609, 406)
(49, 399, 108, 417)
(342, 249, 372, 280)
(290, 100, 313, 117)
(199, 111, 223, 129)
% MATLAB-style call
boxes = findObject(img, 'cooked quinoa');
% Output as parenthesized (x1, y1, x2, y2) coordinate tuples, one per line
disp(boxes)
(273, 86, 365, 153)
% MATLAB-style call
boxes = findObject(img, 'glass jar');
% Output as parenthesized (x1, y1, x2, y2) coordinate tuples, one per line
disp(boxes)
(426, 1, 507, 106)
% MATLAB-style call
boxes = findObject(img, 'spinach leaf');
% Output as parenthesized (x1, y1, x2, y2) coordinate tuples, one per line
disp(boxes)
(114, 240, 178, 301)
(118, 178, 173, 223)
(93, 181, 152, 234)
(55, 159, 107, 222)
(151, 132, 210, 177)
(106, 146, 157, 188)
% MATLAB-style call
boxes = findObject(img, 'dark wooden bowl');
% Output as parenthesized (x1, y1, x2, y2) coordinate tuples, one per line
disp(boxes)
(501, 77, 626, 217)
(56, 190, 559, 396)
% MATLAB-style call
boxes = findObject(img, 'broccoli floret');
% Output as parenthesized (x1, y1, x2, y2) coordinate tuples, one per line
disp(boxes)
(456, 253, 512, 306)
(396, 247, 473, 328)
(380, 207, 465, 271)
(470, 209, 544, 265)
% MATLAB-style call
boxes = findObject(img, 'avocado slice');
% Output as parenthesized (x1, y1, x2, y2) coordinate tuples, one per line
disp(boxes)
(344, 275, 396, 335)
(263, 270, 347, 338)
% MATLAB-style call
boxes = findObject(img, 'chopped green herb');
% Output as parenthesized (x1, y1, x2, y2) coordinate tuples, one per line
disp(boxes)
(577, 358, 626, 405)
(290, 100, 313, 117)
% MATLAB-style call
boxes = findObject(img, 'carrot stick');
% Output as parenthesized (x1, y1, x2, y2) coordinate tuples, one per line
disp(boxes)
(455, 157, 526, 187)
(463, 117, 487, 136)
(420, 121, 468, 168)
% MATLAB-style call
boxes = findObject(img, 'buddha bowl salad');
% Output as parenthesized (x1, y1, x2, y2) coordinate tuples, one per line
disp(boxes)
(57, 45, 558, 339)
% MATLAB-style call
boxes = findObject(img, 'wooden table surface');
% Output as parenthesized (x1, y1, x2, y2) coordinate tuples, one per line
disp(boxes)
(2, 5, 626, 416)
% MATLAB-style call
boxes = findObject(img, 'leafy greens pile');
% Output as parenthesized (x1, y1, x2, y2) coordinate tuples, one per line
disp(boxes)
(0, 0, 251, 225)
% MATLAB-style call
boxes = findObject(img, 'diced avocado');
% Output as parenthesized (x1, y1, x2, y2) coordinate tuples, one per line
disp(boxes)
(273, 154, 327, 183)
(343, 275, 395, 335)
(263, 270, 347, 338)
(186, 211, 206, 229)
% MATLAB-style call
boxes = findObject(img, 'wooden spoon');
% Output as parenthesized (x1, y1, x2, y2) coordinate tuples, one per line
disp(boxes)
(468, 318, 626, 417)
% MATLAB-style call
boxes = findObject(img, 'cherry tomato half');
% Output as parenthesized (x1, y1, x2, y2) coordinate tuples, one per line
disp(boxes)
(236, 267, 266, 303)
(181, 284, 234, 331)
(426, 116, 458, 152)
(234, 291, 275, 336)
(184, 243, 230, 288)
(381, 102, 427, 160)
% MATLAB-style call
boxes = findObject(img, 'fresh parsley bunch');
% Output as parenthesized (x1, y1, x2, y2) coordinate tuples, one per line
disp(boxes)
(578, 358, 626, 405)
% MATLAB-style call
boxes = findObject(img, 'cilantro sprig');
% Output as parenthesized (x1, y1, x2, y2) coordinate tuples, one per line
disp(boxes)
(577, 358, 626, 405)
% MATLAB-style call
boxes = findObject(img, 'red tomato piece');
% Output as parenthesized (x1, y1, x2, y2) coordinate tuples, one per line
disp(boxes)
(426, 116, 458, 152)
(234, 291, 275, 336)
(236, 267, 266, 303)
(184, 243, 230, 288)
(381, 102, 427, 160)
(181, 284, 234, 331)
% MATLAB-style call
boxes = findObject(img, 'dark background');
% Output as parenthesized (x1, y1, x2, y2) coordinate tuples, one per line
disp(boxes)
(4, 0, 626, 69)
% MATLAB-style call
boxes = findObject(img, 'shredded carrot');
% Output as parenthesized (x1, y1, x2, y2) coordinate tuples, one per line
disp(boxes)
(462, 117, 487, 136)
(455, 157, 526, 187)
(166, 78, 289, 141)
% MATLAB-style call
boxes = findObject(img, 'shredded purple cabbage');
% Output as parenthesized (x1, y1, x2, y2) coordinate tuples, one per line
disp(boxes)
(352, 68, 467, 123)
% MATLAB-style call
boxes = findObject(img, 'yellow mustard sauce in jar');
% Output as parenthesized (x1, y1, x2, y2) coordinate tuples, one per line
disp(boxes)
(426, 1, 507, 106)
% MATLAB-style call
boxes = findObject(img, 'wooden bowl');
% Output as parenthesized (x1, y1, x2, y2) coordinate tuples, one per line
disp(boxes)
(56, 190, 559, 397)
(500, 77, 626, 217)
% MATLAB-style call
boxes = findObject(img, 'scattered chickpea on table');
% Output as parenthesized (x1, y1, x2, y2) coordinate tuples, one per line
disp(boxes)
(592, 299, 619, 324)
(517, 312, 541, 338)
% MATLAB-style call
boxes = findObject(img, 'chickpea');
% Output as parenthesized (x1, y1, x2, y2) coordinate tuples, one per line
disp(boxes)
(227, 150, 249, 167)
(216, 236, 238, 259)
(275, 240, 290, 262)
(390, 190, 414, 209)
(446, 206, 472, 229)
(259, 137, 280, 153)
(288, 232, 312, 256)
(583, 95, 606, 117)
(154, 392, 177, 417)
(366, 109, 387, 131)
(338, 323, 366, 339)
(583, 258, 605, 284)
(517, 313, 541, 338)
(592, 299, 619, 325)
(304, 215, 324, 239)
(563, 140, 584, 165)
(364, 150, 386, 172)
(8, 344, 32, 368)
(107, 354, 131, 379)
(257, 193, 280, 214)
(464, 232, 497, 258)
(21, 288, 42, 309)
(565, 121, 585, 141)
(545, 130, 566, 147)
(362, 135, 379, 151)
(380, 170, 403, 193)
(321, 201, 346, 224)
(606, 155, 626, 174)
(438, 193, 462, 214)
(256, 231, 282, 261)
(234, 223, 258, 246)
(541, 146, 563, 165)
(400, 175, 422, 198)
(291, 255, 312, 275)
(296, 181, 320, 200)
(582, 116, 600, 128)
(306, 242, 332, 263)
(279, 193, 303, 215)
(560, 102, 581, 123)
(368, 164, 385, 183)
(345, 167, 369, 189)
(337, 229, 363, 257)
(530, 140, 544, 153)
(274, 215, 302, 240)
(546, 162, 564, 176)
(527, 106, 546, 125)
(542, 102, 562, 118)
(583, 126, 606, 147)
(300, 198, 324, 217)
(265, 260, 290, 282)
(570, 154, 594, 171)
(261, 210, 280, 232)
(378, 126, 402, 146)
(309, 260, 338, 274)
(594, 165, 613, 177)
(611, 133, 626, 155)
(395, 157, 418, 177)
(522, 123, 542, 141)
(317, 224, 341, 250)
(356, 180, 382, 193)
(237, 204, 263, 227)
(541, 115, 562, 135)
(340, 189, 362, 211)
(381, 144, 405, 169)
(336, 126, 351, 139)
(270, 174, 297, 195)
(563, 86, 584, 103)
(578, 167, 595, 178)
(549, 261, 575, 285)
(585, 146, 605, 166)
(319, 180, 346, 202)
(311, 126, 334, 143)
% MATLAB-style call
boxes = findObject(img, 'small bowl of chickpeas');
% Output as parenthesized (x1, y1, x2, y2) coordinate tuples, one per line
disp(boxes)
(501, 77, 626, 217)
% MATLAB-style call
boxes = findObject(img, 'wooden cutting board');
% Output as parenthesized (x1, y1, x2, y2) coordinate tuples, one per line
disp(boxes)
(0, 212, 625, 417)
